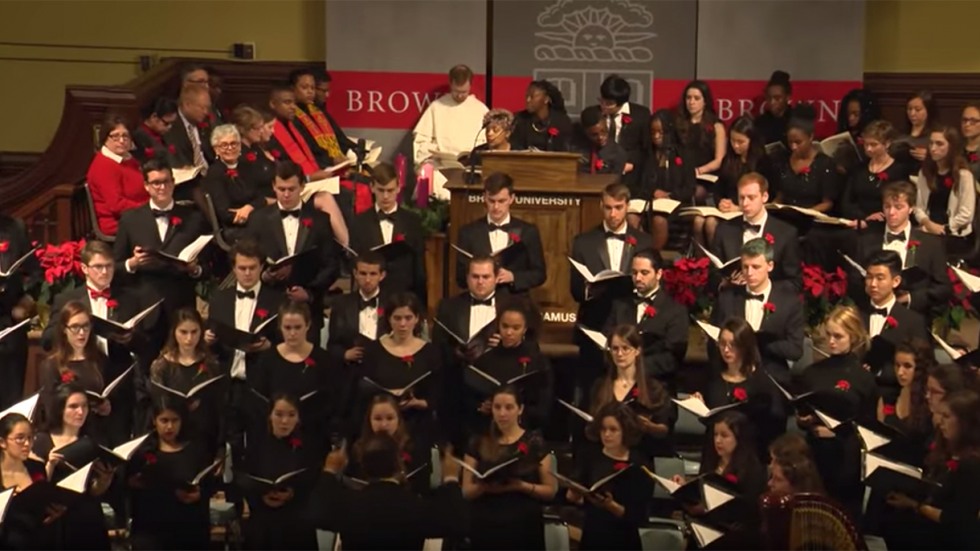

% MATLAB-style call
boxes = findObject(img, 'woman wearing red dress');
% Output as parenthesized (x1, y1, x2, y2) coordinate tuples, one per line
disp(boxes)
(85, 113, 149, 236)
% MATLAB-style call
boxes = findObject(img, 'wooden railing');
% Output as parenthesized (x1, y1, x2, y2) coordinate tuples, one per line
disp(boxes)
(0, 57, 322, 240)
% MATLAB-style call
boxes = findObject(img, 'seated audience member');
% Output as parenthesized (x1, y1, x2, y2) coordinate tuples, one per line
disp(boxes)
(164, 85, 214, 171)
(313, 71, 330, 111)
(754, 70, 794, 146)
(840, 120, 910, 227)
(632, 109, 694, 244)
(290, 68, 349, 168)
(575, 108, 627, 176)
(310, 434, 468, 549)
(583, 74, 652, 177)
(509, 80, 573, 152)
(234, 105, 279, 196)
(914, 125, 977, 255)
(179, 63, 210, 92)
(205, 66, 226, 124)
(132, 97, 179, 163)
(961, 102, 980, 181)
(203, 124, 268, 240)
(468, 108, 514, 166)
(413, 64, 489, 168)
(86, 113, 148, 236)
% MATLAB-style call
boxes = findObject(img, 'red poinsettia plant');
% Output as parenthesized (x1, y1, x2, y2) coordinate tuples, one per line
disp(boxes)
(31, 239, 87, 326)
(662, 256, 712, 318)
(939, 266, 980, 332)
(801, 263, 849, 330)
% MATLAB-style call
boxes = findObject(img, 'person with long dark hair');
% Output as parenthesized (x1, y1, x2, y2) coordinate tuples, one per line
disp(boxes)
(896, 90, 939, 173)
(635, 109, 696, 246)
(716, 115, 774, 211)
(462, 385, 557, 549)
(755, 70, 794, 146)
(509, 80, 573, 152)
(914, 125, 977, 254)
(0, 413, 64, 549)
(771, 104, 841, 215)
(960, 102, 980, 180)
(926, 363, 969, 426)
(836, 88, 882, 171)
(568, 402, 652, 550)
(677, 80, 726, 249)
(766, 433, 825, 496)
(349, 394, 431, 495)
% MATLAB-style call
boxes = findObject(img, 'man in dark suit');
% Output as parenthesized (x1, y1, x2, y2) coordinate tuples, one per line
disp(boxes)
(575, 108, 628, 176)
(453, 172, 546, 293)
(132, 97, 179, 164)
(113, 158, 209, 332)
(349, 164, 427, 305)
(606, 248, 688, 394)
(310, 434, 467, 550)
(710, 171, 801, 285)
(164, 86, 215, 170)
(0, 214, 39, 409)
(570, 182, 653, 398)
(246, 160, 340, 346)
(581, 74, 652, 177)
(856, 250, 929, 399)
(850, 181, 951, 317)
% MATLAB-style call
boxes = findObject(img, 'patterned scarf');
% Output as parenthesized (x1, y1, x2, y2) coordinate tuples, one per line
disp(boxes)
(295, 103, 343, 160)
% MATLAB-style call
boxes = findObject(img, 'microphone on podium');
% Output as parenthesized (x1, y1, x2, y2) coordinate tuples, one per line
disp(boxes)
(464, 121, 489, 186)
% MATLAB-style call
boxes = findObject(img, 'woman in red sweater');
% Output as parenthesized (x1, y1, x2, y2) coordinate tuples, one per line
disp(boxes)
(86, 113, 149, 236)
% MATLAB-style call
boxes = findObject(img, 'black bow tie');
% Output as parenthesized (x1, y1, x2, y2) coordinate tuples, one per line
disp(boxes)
(871, 307, 889, 317)
(746, 292, 765, 302)
(743, 222, 762, 233)
(471, 296, 494, 307)
(488, 222, 510, 232)
(378, 211, 396, 222)
(280, 209, 301, 219)
(359, 296, 379, 310)
(151, 208, 171, 218)
(236, 290, 256, 300)
(605, 232, 626, 241)
(635, 293, 656, 305)
(885, 232, 906, 244)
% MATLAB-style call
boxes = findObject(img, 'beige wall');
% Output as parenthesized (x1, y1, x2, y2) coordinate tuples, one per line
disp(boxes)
(865, 0, 980, 73)
(0, 0, 325, 152)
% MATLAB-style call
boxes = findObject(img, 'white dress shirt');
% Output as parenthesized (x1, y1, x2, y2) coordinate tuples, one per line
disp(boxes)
(609, 102, 631, 143)
(634, 286, 659, 324)
(87, 283, 109, 355)
(378, 206, 397, 245)
(468, 293, 496, 339)
(744, 280, 773, 331)
(358, 290, 381, 339)
(151, 200, 175, 243)
(604, 222, 628, 271)
(868, 295, 897, 337)
(883, 222, 912, 267)
(100, 146, 124, 164)
(179, 109, 209, 170)
(279, 202, 301, 256)
(230, 282, 260, 380)
(742, 210, 769, 244)
(487, 214, 511, 254)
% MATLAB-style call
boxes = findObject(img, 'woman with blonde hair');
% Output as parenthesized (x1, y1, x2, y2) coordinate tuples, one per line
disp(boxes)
(794, 304, 878, 520)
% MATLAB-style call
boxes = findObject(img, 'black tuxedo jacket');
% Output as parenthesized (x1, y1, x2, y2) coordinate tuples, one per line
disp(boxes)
(163, 113, 215, 167)
(856, 298, 929, 392)
(0, 215, 36, 326)
(309, 476, 467, 549)
(112, 202, 208, 313)
(852, 228, 950, 317)
(711, 279, 804, 382)
(711, 215, 802, 284)
(208, 284, 285, 376)
(570, 224, 653, 329)
(432, 290, 510, 361)
(454, 216, 546, 293)
(349, 208, 427, 305)
(607, 291, 689, 385)
(326, 291, 391, 368)
(580, 103, 652, 167)
(41, 285, 155, 353)
(245, 202, 340, 305)
(203, 162, 269, 229)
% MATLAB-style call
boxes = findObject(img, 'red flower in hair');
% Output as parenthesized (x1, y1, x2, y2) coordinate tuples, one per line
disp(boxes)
(882, 404, 896, 416)
(144, 451, 157, 465)
(31, 471, 45, 482)
(625, 235, 637, 246)
(401, 451, 412, 464)
(732, 387, 748, 401)
(594, 158, 605, 172)
(0, 241, 10, 253)
(764, 233, 775, 245)
(674, 156, 683, 166)
(271, 149, 282, 159)
(245, 151, 258, 162)
(944, 176, 954, 189)
(799, 166, 811, 175)
(613, 461, 629, 471)
(106, 299, 119, 310)
(835, 379, 851, 391)
(170, 216, 182, 227)
(144, 147, 155, 157)
(643, 305, 657, 318)
(226, 168, 238, 178)
(876, 171, 889, 182)
(517, 442, 529, 455)
(509, 232, 521, 243)
(289, 436, 302, 450)
(969, 152, 979, 163)
(547, 127, 559, 137)
(947, 459, 959, 472)
(885, 316, 898, 329)
(255, 308, 268, 320)
(724, 473, 739, 484)
(60, 371, 75, 384)
(301, 217, 313, 228)
(621, 115, 632, 125)
(393, 233, 405, 242)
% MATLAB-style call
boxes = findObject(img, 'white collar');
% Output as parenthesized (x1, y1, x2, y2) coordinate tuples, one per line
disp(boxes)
(469, 291, 495, 302)
(487, 214, 511, 226)
(744, 209, 768, 227)
(179, 109, 195, 130)
(277, 201, 301, 212)
(617, 102, 632, 117)
(236, 282, 261, 294)
(637, 285, 659, 299)
(885, 222, 912, 239)
(100, 146, 125, 164)
(150, 200, 175, 211)
(359, 289, 380, 301)
(222, 160, 238, 170)
(603, 221, 627, 235)
(377, 205, 398, 216)
(871, 294, 897, 313)
(86, 280, 109, 292)
(747, 280, 772, 298)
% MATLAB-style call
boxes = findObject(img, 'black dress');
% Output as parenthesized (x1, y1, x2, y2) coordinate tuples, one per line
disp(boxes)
(575, 447, 652, 550)
(926, 456, 980, 549)
(509, 110, 574, 152)
(590, 378, 676, 459)
(700, 368, 776, 459)
(347, 435, 433, 496)
(466, 341, 553, 436)
(203, 159, 271, 240)
(360, 341, 442, 444)
(840, 161, 912, 221)
(238, 427, 323, 550)
(716, 154, 776, 203)
(127, 439, 214, 550)
(239, 143, 278, 200)
(149, 357, 228, 457)
(772, 152, 842, 210)
(635, 148, 696, 204)
(0, 459, 58, 550)
(466, 429, 548, 550)
(250, 346, 339, 439)
(694, 458, 768, 549)
(926, 178, 953, 226)
(794, 353, 878, 521)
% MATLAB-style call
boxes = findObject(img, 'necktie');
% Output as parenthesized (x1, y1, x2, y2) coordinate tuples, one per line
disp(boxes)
(488, 221, 509, 232)
(471, 296, 493, 307)
(886, 232, 906, 244)
(747, 293, 765, 302)
(871, 307, 888, 317)
(608, 115, 618, 143)
(236, 290, 256, 300)
(605, 232, 626, 241)
(359, 296, 379, 310)
(189, 122, 206, 168)
(151, 209, 171, 218)
(280, 210, 301, 219)
(743, 222, 762, 233)
(378, 212, 396, 222)
(89, 288, 111, 300)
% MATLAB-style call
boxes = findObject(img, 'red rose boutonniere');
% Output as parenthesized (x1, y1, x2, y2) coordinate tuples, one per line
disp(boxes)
(402, 355, 415, 367)
(302, 357, 316, 373)
(882, 404, 896, 416)
(245, 151, 258, 162)
(196, 363, 208, 377)
(393, 233, 406, 242)
(885, 316, 898, 329)
(30, 471, 45, 482)
(0, 241, 9, 253)
(969, 152, 979, 163)
(613, 461, 629, 471)
(625, 235, 637, 247)
(517, 442, 529, 455)
(401, 451, 412, 464)
(60, 371, 75, 384)
(301, 217, 313, 228)
(943, 176, 954, 189)
(289, 436, 302, 450)
(907, 239, 920, 253)
(594, 158, 605, 172)
(732, 387, 748, 401)
(106, 299, 119, 311)
(643, 305, 657, 319)
(226, 168, 238, 179)
(621, 115, 632, 125)
(799, 166, 811, 176)
(144, 147, 156, 157)
(764, 233, 775, 245)
(270, 149, 282, 159)
(674, 156, 683, 166)
(144, 451, 157, 465)
(947, 459, 959, 472)
(376, 307, 385, 318)
(255, 308, 269, 320)
(630, 386, 640, 398)
(835, 379, 851, 391)
(547, 127, 559, 137)
(876, 171, 889, 182)
(762, 302, 776, 317)
(508, 232, 521, 244)
(170, 216, 182, 227)
(518, 356, 531, 370)
(724, 473, 739, 484)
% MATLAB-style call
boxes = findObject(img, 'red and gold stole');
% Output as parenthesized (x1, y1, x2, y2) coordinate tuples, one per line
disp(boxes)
(273, 119, 319, 175)
(294, 104, 343, 160)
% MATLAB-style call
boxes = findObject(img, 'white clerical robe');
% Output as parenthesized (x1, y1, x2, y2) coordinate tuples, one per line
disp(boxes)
(412, 94, 488, 166)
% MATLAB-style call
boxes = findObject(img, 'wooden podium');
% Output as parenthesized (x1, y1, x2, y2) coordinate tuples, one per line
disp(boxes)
(443, 151, 617, 344)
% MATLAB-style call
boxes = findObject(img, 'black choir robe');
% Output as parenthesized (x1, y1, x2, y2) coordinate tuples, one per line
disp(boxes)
(710, 214, 802, 285)
(454, 216, 546, 293)
(0, 215, 38, 409)
(245, 202, 341, 344)
(349, 208, 427, 305)
(606, 290, 689, 391)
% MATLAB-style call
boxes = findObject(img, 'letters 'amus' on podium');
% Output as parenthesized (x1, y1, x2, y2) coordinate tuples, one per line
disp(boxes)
(442, 151, 618, 344)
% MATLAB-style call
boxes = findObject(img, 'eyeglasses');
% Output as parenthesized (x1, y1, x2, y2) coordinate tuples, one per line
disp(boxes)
(7, 434, 34, 445)
(962, 118, 980, 125)
(146, 178, 173, 188)
(717, 341, 736, 351)
(107, 133, 131, 141)
(215, 142, 241, 150)
(86, 263, 112, 272)
(66, 323, 92, 334)
(609, 345, 635, 354)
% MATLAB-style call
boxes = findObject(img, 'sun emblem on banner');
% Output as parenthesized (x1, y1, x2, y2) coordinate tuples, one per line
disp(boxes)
(534, 0, 656, 62)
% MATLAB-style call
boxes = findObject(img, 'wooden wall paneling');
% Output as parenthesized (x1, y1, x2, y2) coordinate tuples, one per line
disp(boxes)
(863, 72, 980, 130)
